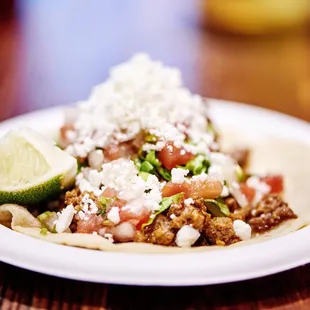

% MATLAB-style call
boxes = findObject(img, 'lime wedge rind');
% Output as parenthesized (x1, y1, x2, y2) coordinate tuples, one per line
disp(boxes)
(0, 127, 77, 204)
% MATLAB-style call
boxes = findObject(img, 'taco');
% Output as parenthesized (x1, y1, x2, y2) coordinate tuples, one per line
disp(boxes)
(0, 54, 307, 253)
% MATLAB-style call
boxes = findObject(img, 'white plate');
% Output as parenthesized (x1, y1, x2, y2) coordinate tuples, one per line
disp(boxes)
(0, 99, 310, 286)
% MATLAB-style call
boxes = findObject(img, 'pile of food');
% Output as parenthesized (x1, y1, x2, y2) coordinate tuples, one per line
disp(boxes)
(0, 54, 297, 248)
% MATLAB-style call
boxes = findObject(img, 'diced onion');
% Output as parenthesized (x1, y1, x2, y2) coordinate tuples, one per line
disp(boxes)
(88, 149, 104, 170)
(111, 222, 136, 242)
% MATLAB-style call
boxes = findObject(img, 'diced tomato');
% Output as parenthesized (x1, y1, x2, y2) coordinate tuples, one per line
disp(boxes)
(76, 215, 103, 234)
(157, 142, 195, 170)
(190, 180, 223, 199)
(100, 189, 127, 209)
(162, 179, 223, 199)
(119, 207, 151, 230)
(102, 188, 118, 198)
(162, 182, 192, 198)
(104, 142, 134, 161)
(261, 175, 283, 194)
(112, 199, 127, 209)
(240, 183, 256, 202)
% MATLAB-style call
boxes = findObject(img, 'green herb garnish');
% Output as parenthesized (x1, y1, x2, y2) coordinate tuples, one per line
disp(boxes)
(145, 133, 158, 143)
(207, 122, 217, 136)
(140, 161, 155, 173)
(145, 150, 161, 167)
(185, 154, 210, 175)
(98, 196, 112, 217)
(40, 228, 48, 235)
(236, 165, 245, 182)
(133, 157, 142, 170)
(142, 193, 184, 229)
(205, 199, 230, 217)
(156, 166, 171, 181)
(37, 211, 58, 232)
(139, 171, 151, 182)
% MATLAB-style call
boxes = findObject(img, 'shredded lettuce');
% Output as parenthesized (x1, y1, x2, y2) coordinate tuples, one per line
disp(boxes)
(142, 193, 184, 229)
(186, 155, 210, 175)
(205, 199, 230, 217)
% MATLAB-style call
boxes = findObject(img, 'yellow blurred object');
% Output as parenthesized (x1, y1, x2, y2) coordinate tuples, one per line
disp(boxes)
(200, 0, 310, 35)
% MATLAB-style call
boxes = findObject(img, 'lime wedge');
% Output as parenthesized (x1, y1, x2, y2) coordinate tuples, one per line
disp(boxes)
(0, 127, 77, 204)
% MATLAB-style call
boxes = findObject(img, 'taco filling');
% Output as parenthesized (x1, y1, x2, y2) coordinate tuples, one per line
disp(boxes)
(1, 54, 297, 248)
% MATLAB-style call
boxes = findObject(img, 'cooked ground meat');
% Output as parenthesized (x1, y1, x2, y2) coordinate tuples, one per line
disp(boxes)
(231, 194, 297, 233)
(135, 200, 209, 246)
(64, 188, 81, 206)
(167, 201, 208, 232)
(248, 195, 297, 232)
(230, 206, 252, 221)
(65, 188, 105, 234)
(204, 217, 240, 245)
(135, 214, 175, 246)
(65, 189, 98, 208)
(225, 197, 240, 212)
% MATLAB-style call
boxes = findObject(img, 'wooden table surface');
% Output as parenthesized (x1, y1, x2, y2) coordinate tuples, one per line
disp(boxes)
(0, 1, 310, 309)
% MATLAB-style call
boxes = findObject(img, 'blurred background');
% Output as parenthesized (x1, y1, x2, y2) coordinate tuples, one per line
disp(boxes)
(0, 0, 309, 121)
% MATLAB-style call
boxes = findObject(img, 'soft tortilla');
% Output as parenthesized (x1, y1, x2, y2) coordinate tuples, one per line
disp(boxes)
(0, 137, 309, 253)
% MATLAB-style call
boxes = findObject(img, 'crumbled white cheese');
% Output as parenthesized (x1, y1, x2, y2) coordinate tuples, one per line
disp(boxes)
(122, 198, 145, 215)
(208, 152, 238, 184)
(142, 141, 165, 152)
(64, 53, 215, 158)
(87, 169, 102, 189)
(107, 207, 120, 224)
(55, 204, 75, 233)
(101, 159, 146, 201)
(76, 169, 103, 197)
(81, 193, 98, 214)
(233, 220, 252, 241)
(246, 176, 270, 205)
(192, 172, 209, 182)
(230, 182, 248, 208)
(171, 168, 189, 184)
(170, 214, 176, 219)
(76, 193, 99, 221)
(65, 130, 77, 143)
(184, 198, 194, 207)
(221, 185, 230, 197)
(175, 225, 200, 248)
(76, 157, 164, 215)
